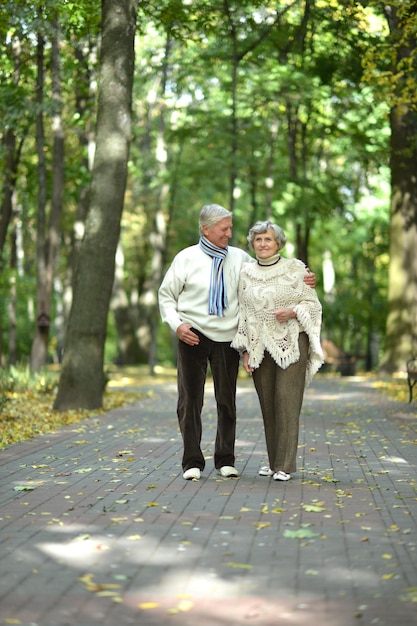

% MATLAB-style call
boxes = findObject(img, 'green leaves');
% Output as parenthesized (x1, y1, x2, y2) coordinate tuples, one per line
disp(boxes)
(302, 503, 326, 512)
(283, 528, 320, 540)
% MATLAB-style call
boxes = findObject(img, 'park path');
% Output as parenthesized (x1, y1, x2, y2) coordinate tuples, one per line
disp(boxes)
(0, 374, 416, 626)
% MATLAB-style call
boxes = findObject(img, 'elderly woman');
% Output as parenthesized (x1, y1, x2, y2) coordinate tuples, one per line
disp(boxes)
(231, 221, 324, 481)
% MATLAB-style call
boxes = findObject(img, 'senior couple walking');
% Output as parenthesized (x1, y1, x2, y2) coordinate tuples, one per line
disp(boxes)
(158, 204, 324, 482)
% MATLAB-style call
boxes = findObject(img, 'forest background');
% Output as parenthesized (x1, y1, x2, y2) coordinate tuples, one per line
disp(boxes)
(1, 0, 416, 413)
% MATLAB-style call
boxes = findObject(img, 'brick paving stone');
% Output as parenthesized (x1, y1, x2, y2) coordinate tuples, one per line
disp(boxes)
(0, 375, 416, 625)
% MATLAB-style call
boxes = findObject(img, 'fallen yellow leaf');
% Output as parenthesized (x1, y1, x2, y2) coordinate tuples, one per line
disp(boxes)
(96, 591, 122, 597)
(253, 522, 271, 530)
(169, 600, 194, 612)
(78, 573, 122, 593)
(139, 602, 159, 609)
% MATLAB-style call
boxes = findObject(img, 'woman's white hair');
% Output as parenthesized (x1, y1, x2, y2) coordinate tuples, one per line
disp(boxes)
(247, 220, 287, 250)
(199, 204, 232, 234)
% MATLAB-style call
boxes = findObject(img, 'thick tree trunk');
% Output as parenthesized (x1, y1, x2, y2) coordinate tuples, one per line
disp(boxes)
(380, 4, 417, 371)
(54, 0, 137, 410)
(381, 106, 417, 371)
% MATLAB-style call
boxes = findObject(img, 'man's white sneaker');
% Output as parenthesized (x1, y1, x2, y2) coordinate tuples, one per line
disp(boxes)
(218, 466, 238, 478)
(183, 467, 201, 480)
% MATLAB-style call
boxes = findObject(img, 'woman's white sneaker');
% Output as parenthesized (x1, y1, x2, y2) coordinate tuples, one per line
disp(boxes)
(258, 466, 274, 476)
(273, 471, 291, 481)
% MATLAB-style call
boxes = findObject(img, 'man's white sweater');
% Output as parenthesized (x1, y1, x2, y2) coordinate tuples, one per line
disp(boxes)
(158, 244, 252, 342)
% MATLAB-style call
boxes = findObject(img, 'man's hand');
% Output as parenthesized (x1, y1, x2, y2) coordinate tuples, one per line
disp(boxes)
(177, 323, 200, 346)
(304, 269, 316, 288)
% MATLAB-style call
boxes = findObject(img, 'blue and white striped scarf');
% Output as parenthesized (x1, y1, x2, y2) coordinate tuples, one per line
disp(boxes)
(199, 236, 228, 316)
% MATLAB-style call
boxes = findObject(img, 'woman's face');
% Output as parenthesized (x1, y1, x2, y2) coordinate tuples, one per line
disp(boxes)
(252, 228, 280, 259)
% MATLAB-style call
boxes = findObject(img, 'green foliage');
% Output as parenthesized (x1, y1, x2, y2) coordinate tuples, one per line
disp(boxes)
(358, 0, 417, 110)
(1, 0, 412, 374)
(0, 364, 57, 396)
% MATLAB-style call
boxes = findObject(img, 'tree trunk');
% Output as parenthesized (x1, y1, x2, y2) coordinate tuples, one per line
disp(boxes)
(139, 32, 171, 374)
(0, 33, 26, 256)
(54, 0, 137, 410)
(127, 28, 172, 371)
(8, 223, 17, 365)
(0, 131, 20, 255)
(0, 35, 26, 367)
(30, 29, 49, 372)
(380, 4, 417, 371)
(56, 39, 98, 361)
(381, 107, 417, 370)
(31, 15, 64, 372)
(111, 242, 142, 364)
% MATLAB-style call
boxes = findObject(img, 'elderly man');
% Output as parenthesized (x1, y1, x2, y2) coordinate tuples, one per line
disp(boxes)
(158, 204, 315, 480)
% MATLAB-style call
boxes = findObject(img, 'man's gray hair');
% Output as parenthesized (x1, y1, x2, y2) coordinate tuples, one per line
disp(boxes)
(247, 221, 287, 250)
(199, 204, 232, 234)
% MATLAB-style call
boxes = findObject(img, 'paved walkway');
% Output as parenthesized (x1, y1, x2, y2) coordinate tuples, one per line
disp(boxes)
(0, 374, 416, 626)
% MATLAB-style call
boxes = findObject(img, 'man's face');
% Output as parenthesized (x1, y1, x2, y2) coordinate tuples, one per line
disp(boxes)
(202, 217, 233, 249)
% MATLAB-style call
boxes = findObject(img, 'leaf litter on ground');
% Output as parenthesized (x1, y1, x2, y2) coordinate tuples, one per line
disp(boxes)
(0, 365, 177, 449)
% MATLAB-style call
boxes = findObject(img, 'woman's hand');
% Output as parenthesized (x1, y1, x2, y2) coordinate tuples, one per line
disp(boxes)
(274, 307, 296, 323)
(243, 351, 254, 374)
(304, 269, 316, 288)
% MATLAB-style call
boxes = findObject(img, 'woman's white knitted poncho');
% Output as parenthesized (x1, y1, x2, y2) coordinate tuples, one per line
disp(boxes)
(231, 257, 324, 386)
